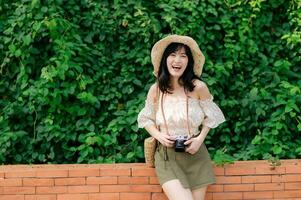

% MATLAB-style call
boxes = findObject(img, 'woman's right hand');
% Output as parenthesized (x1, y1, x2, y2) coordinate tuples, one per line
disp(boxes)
(155, 133, 175, 148)
(145, 125, 175, 147)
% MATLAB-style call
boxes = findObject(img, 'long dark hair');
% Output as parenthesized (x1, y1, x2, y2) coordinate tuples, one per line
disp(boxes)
(157, 42, 200, 93)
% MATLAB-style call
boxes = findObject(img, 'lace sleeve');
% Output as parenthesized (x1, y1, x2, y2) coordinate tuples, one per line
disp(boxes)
(137, 100, 156, 128)
(199, 96, 226, 128)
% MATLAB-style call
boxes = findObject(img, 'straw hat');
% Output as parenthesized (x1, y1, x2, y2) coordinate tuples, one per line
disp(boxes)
(151, 35, 205, 77)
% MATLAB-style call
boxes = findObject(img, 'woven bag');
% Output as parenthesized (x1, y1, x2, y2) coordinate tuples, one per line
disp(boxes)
(144, 136, 157, 167)
(144, 86, 160, 167)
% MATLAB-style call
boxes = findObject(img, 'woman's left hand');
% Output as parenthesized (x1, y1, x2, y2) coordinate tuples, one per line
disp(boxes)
(184, 136, 203, 154)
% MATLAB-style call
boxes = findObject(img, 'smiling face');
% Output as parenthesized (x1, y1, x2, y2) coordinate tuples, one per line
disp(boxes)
(157, 43, 194, 93)
(166, 46, 188, 78)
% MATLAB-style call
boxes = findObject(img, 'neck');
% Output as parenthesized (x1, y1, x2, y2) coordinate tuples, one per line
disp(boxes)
(170, 77, 182, 90)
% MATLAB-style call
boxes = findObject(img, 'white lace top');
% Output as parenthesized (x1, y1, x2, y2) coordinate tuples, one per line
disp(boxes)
(137, 94, 226, 137)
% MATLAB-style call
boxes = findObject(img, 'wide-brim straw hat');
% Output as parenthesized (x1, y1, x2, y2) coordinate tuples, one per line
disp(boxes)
(151, 34, 205, 77)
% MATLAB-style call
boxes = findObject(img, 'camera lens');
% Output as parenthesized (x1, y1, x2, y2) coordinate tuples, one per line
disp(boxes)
(174, 139, 186, 152)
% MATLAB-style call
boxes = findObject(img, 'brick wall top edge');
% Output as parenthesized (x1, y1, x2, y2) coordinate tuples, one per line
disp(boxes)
(0, 163, 146, 171)
(0, 160, 299, 171)
(219, 159, 301, 167)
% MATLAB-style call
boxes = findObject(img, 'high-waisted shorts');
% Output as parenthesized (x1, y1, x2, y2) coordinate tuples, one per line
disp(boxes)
(154, 143, 216, 189)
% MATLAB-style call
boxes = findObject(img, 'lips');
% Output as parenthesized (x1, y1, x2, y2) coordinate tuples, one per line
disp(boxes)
(172, 65, 182, 70)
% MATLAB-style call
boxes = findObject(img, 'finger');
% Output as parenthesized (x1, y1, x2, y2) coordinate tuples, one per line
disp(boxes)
(165, 138, 174, 144)
(167, 143, 174, 148)
(184, 139, 193, 145)
(186, 148, 196, 155)
(164, 141, 173, 147)
(190, 150, 197, 155)
(185, 146, 192, 152)
(163, 139, 174, 146)
(166, 135, 175, 141)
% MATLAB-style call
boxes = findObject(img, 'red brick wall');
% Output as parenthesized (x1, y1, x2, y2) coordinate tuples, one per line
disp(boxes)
(0, 160, 300, 200)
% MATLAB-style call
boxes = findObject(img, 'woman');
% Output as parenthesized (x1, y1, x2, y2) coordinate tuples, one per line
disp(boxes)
(137, 35, 225, 200)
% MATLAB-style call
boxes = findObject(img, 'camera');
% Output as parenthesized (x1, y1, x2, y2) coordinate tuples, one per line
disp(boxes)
(174, 135, 188, 152)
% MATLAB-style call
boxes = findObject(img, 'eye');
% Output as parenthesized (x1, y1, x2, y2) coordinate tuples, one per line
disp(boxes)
(181, 54, 187, 58)
(170, 53, 176, 57)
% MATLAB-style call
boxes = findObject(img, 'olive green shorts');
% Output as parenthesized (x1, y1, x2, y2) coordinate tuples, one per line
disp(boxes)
(154, 144, 216, 190)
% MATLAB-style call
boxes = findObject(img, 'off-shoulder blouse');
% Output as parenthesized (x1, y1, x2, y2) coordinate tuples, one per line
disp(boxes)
(137, 93, 225, 137)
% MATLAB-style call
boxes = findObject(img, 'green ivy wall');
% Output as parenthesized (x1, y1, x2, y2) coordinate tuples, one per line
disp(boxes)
(0, 0, 300, 164)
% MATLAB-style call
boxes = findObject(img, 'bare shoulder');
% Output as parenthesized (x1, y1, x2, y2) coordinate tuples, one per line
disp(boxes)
(146, 83, 158, 103)
(193, 79, 212, 100)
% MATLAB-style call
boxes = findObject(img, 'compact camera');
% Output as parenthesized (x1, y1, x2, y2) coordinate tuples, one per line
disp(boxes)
(174, 135, 188, 152)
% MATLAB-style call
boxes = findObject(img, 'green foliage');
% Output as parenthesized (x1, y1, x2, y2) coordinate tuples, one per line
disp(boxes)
(0, 0, 300, 164)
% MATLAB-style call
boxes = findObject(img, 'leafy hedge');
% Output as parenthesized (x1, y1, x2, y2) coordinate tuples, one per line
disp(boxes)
(0, 0, 300, 164)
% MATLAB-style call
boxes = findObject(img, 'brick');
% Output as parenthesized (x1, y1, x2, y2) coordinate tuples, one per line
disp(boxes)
(87, 177, 117, 185)
(36, 170, 68, 178)
(100, 185, 131, 193)
(255, 183, 284, 191)
(25, 195, 56, 200)
(5, 171, 35, 178)
(243, 191, 273, 199)
(36, 186, 67, 194)
(118, 176, 148, 185)
(23, 178, 54, 186)
(207, 185, 223, 192)
(213, 167, 224, 176)
(0, 195, 24, 200)
(89, 193, 119, 200)
(224, 184, 254, 192)
(205, 192, 213, 200)
(215, 176, 241, 184)
(0, 172, 4, 178)
(212, 192, 243, 200)
(286, 165, 301, 174)
(231, 161, 267, 166)
(285, 182, 301, 190)
(99, 184, 162, 193)
(285, 174, 301, 182)
(151, 193, 168, 200)
(100, 168, 131, 176)
(274, 190, 301, 198)
(242, 175, 271, 183)
(0, 178, 22, 186)
(273, 199, 301, 200)
(55, 178, 85, 185)
(149, 176, 159, 184)
(131, 185, 162, 192)
(132, 168, 156, 177)
(57, 194, 89, 200)
(68, 185, 99, 193)
(255, 166, 285, 175)
(3, 187, 35, 194)
(272, 174, 283, 182)
(120, 193, 151, 200)
(225, 166, 255, 175)
(69, 168, 99, 177)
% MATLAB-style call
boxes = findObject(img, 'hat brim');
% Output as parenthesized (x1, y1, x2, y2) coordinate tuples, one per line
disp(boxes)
(151, 35, 205, 77)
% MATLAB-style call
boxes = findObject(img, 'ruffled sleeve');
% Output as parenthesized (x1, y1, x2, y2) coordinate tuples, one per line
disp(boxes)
(137, 100, 157, 128)
(199, 95, 226, 128)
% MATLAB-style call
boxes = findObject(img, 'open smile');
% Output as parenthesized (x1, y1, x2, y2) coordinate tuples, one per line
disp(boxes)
(172, 65, 182, 70)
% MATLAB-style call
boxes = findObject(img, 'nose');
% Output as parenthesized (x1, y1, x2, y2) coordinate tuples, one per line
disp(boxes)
(174, 55, 181, 62)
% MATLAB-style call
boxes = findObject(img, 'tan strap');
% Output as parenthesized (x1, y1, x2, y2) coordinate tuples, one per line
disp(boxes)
(185, 91, 191, 137)
(154, 84, 160, 130)
(161, 92, 170, 136)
